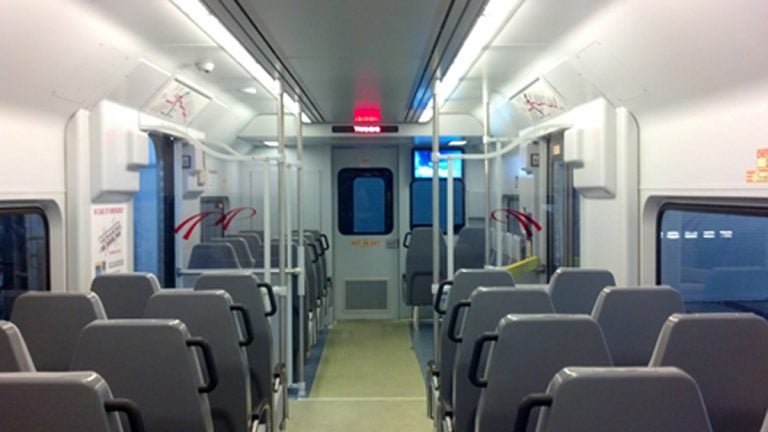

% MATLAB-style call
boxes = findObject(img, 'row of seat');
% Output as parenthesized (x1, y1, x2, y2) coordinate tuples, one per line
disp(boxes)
(188, 229, 333, 373)
(428, 267, 768, 432)
(0, 271, 282, 432)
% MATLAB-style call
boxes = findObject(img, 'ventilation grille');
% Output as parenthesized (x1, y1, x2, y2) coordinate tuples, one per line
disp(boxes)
(345, 279, 388, 310)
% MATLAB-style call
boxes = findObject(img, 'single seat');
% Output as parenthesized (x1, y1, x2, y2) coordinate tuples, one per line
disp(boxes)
(403, 227, 447, 306)
(430, 269, 515, 424)
(548, 268, 615, 314)
(91, 273, 162, 319)
(232, 233, 263, 255)
(72, 319, 214, 432)
(473, 314, 612, 432)
(454, 227, 485, 270)
(145, 290, 253, 432)
(591, 285, 684, 366)
(195, 272, 280, 430)
(188, 243, 241, 269)
(448, 287, 554, 432)
(0, 371, 143, 432)
(515, 367, 712, 432)
(649, 313, 768, 432)
(11, 292, 106, 371)
(0, 320, 35, 371)
(212, 237, 256, 268)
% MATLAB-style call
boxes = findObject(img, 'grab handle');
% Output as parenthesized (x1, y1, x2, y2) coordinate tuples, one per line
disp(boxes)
(230, 304, 255, 346)
(447, 301, 472, 343)
(469, 332, 498, 388)
(512, 394, 554, 432)
(104, 399, 146, 432)
(433, 280, 454, 314)
(186, 337, 219, 393)
(259, 282, 278, 317)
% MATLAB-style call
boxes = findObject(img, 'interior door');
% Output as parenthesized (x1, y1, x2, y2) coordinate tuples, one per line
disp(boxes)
(333, 147, 399, 320)
(545, 133, 580, 277)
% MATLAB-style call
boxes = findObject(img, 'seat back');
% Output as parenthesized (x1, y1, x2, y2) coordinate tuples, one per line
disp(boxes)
(591, 286, 684, 366)
(72, 319, 213, 432)
(649, 313, 768, 432)
(11, 292, 106, 371)
(188, 243, 241, 269)
(548, 268, 615, 314)
(232, 233, 263, 254)
(0, 320, 35, 372)
(475, 314, 611, 432)
(531, 367, 712, 432)
(438, 270, 515, 399)
(404, 227, 447, 306)
(195, 272, 275, 408)
(145, 290, 251, 432)
(91, 273, 161, 319)
(451, 288, 554, 432)
(454, 227, 486, 270)
(0, 371, 128, 432)
(212, 237, 255, 268)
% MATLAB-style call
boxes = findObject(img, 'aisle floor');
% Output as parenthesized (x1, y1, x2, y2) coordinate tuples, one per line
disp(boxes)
(287, 321, 432, 432)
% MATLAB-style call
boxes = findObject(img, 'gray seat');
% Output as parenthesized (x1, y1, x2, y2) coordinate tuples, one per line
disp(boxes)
(649, 313, 768, 432)
(11, 292, 106, 371)
(0, 320, 35, 372)
(188, 243, 241, 269)
(91, 273, 161, 319)
(454, 227, 485, 270)
(72, 319, 214, 432)
(474, 314, 612, 432)
(520, 367, 713, 432)
(591, 285, 684, 366)
(233, 233, 263, 255)
(195, 272, 278, 429)
(403, 227, 447, 306)
(0, 371, 140, 432)
(449, 288, 554, 432)
(145, 290, 253, 432)
(548, 268, 615, 314)
(431, 270, 515, 424)
(212, 237, 255, 268)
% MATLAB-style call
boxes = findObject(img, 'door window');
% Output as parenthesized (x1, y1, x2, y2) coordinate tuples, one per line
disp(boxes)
(338, 168, 394, 235)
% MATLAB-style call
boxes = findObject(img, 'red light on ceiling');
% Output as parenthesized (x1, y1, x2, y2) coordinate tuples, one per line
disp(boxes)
(353, 107, 381, 124)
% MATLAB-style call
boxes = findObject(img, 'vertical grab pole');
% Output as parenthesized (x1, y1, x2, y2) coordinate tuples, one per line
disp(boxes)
(276, 84, 291, 426)
(263, 161, 272, 284)
(431, 79, 441, 358)
(483, 89, 491, 267)
(447, 157, 455, 276)
(495, 140, 503, 267)
(296, 101, 306, 394)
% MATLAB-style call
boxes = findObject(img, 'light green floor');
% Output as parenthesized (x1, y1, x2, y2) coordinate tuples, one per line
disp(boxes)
(288, 321, 432, 432)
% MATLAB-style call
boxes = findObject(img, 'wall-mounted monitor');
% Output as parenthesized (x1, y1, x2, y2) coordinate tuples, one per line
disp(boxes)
(412, 148, 463, 179)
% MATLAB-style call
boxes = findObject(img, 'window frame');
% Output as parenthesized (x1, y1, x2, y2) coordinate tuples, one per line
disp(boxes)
(337, 167, 394, 236)
(655, 202, 768, 284)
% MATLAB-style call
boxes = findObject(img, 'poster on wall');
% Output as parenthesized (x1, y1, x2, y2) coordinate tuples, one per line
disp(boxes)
(91, 205, 128, 276)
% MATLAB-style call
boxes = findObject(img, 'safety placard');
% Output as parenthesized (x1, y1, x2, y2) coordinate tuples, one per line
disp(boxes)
(511, 78, 568, 123)
(92, 205, 128, 276)
(351, 239, 382, 248)
(746, 148, 768, 184)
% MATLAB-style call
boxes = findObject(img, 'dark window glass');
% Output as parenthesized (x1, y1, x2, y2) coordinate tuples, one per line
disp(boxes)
(409, 179, 465, 233)
(0, 209, 50, 319)
(658, 205, 768, 316)
(338, 168, 393, 235)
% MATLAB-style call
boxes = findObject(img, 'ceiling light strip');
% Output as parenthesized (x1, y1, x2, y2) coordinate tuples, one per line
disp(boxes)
(419, 0, 525, 123)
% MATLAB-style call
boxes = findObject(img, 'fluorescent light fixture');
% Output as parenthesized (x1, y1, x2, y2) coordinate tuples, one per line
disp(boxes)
(263, 141, 279, 147)
(172, 0, 279, 96)
(418, 0, 525, 122)
(282, 93, 312, 124)
(448, 140, 467, 146)
(241, 87, 258, 94)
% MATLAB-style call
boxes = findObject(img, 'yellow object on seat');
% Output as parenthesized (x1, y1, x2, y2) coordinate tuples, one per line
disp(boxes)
(505, 256, 540, 278)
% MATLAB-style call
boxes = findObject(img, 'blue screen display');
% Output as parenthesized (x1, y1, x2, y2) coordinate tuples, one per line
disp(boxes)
(413, 148, 463, 179)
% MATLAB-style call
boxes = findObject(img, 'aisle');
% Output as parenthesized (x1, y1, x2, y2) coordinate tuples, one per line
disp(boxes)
(288, 321, 432, 432)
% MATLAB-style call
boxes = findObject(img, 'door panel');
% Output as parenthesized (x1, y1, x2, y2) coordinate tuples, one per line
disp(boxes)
(333, 148, 399, 320)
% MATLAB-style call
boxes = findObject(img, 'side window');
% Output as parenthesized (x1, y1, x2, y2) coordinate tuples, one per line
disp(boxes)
(0, 208, 50, 319)
(338, 168, 394, 235)
(658, 204, 768, 316)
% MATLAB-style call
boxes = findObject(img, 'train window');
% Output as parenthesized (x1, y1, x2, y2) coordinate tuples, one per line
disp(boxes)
(0, 208, 50, 319)
(337, 168, 394, 235)
(410, 179, 465, 233)
(657, 204, 768, 317)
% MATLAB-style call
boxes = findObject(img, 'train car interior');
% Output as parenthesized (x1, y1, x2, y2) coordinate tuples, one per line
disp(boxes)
(2, 0, 768, 431)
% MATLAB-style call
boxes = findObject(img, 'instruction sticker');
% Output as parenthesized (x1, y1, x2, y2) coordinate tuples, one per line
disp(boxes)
(351, 239, 382, 248)
(746, 148, 768, 184)
(92, 205, 128, 276)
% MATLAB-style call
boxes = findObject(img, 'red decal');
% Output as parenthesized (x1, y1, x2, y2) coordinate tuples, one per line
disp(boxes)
(490, 209, 542, 239)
